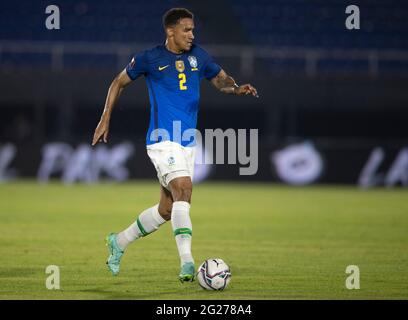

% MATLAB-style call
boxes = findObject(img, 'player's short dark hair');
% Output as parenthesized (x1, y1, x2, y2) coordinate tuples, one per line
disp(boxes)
(162, 8, 194, 29)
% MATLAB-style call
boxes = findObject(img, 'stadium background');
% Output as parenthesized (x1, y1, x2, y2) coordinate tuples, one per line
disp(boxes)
(1, 0, 408, 301)
(1, 0, 407, 186)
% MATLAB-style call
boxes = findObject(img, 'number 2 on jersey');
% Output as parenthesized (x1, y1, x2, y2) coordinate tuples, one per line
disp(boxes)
(179, 73, 187, 90)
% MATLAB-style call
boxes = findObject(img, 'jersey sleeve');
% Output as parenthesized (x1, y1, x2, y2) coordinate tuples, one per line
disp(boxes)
(125, 51, 148, 80)
(201, 53, 221, 80)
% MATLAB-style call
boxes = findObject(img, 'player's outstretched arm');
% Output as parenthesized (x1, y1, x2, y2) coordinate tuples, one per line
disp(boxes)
(92, 69, 132, 146)
(210, 69, 258, 97)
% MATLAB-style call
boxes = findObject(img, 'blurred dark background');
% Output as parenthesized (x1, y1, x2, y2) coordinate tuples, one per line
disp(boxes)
(1, 0, 407, 186)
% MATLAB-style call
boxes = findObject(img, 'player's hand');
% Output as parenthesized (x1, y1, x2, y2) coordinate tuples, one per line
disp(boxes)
(92, 118, 110, 146)
(235, 84, 258, 98)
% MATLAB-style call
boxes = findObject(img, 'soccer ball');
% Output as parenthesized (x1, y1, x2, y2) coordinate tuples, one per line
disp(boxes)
(197, 258, 231, 290)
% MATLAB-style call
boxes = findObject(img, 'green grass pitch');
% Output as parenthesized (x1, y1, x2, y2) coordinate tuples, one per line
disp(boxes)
(0, 181, 407, 299)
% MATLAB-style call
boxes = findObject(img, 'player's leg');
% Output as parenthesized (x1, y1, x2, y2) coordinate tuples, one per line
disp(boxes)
(106, 187, 171, 276)
(167, 175, 195, 282)
(145, 140, 196, 281)
(116, 192, 171, 250)
(158, 185, 173, 221)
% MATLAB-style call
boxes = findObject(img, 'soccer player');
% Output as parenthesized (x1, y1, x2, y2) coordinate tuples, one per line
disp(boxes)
(92, 8, 258, 282)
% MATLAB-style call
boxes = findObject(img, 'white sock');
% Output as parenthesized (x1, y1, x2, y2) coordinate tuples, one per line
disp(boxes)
(171, 201, 194, 266)
(116, 204, 166, 250)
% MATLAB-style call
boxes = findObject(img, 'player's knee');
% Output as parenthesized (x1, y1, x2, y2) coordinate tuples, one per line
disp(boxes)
(159, 210, 172, 221)
(158, 204, 172, 221)
(181, 188, 192, 202)
(169, 177, 192, 203)
(173, 188, 192, 202)
(171, 185, 192, 203)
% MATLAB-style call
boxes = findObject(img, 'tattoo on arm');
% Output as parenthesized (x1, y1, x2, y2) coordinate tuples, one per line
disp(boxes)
(211, 70, 239, 94)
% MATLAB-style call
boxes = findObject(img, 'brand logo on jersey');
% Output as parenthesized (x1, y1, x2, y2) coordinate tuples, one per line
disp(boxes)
(188, 56, 197, 68)
(158, 65, 169, 71)
(167, 156, 175, 166)
(175, 60, 185, 73)
(129, 57, 135, 68)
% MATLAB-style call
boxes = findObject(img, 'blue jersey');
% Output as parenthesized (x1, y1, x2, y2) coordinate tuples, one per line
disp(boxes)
(126, 44, 221, 147)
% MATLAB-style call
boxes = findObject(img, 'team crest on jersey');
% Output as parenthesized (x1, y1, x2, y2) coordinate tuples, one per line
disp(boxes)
(175, 60, 185, 73)
(188, 56, 197, 68)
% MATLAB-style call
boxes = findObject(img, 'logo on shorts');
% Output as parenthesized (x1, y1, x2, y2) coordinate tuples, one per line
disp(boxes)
(167, 156, 175, 166)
